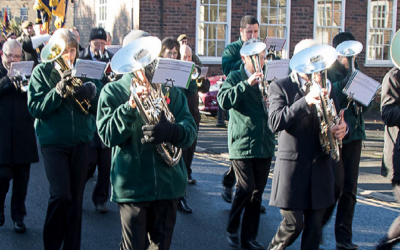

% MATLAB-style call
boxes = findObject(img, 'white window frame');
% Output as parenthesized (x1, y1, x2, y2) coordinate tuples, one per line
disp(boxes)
(257, 0, 291, 59)
(365, 0, 398, 67)
(313, 0, 346, 45)
(97, 0, 107, 28)
(195, 0, 232, 64)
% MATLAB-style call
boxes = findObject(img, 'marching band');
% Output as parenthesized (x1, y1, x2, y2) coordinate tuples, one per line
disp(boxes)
(0, 13, 399, 250)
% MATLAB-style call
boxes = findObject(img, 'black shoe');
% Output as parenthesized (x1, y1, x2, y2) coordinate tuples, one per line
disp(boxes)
(0, 212, 4, 226)
(95, 203, 108, 213)
(178, 197, 192, 213)
(241, 240, 265, 250)
(336, 242, 359, 250)
(222, 187, 233, 203)
(14, 221, 26, 233)
(226, 232, 239, 248)
(375, 236, 393, 250)
(187, 175, 197, 185)
(260, 205, 266, 214)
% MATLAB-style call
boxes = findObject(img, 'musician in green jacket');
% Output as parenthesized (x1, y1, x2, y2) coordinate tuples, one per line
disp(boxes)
(96, 30, 196, 250)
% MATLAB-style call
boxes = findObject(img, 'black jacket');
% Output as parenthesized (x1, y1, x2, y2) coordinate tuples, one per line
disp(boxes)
(18, 35, 40, 67)
(0, 65, 39, 165)
(381, 67, 400, 181)
(268, 72, 341, 210)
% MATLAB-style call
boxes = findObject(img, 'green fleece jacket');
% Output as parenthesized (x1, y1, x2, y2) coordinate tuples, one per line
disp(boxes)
(28, 62, 103, 147)
(222, 37, 243, 76)
(96, 73, 197, 203)
(327, 61, 371, 143)
(217, 64, 275, 159)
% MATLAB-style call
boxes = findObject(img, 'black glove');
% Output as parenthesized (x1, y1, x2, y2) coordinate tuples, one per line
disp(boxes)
(55, 69, 73, 98)
(73, 81, 97, 102)
(0, 75, 13, 93)
(141, 111, 182, 145)
(12, 76, 23, 90)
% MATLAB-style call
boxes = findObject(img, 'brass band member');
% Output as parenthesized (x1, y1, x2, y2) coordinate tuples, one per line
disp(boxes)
(96, 30, 196, 250)
(27, 29, 102, 250)
(218, 39, 275, 250)
(267, 40, 347, 250)
(0, 39, 39, 233)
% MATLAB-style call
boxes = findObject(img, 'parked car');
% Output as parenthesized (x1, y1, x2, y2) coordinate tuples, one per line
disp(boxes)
(199, 75, 226, 116)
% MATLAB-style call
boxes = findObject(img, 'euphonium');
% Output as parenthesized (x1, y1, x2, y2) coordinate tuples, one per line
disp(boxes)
(240, 39, 269, 114)
(41, 39, 91, 114)
(336, 40, 363, 75)
(391, 29, 400, 69)
(111, 36, 182, 167)
(290, 44, 341, 162)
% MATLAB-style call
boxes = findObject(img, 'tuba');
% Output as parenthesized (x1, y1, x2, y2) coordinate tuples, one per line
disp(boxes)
(111, 36, 182, 167)
(41, 39, 91, 114)
(290, 44, 341, 162)
(240, 39, 269, 114)
(390, 29, 400, 69)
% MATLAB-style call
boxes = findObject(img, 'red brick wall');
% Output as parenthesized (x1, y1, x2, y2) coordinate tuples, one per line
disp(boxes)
(73, 0, 96, 47)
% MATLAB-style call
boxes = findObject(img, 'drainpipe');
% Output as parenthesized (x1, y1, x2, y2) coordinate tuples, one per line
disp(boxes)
(160, 0, 164, 38)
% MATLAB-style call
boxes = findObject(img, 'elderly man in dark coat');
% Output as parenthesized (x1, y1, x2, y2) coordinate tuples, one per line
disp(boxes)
(0, 39, 39, 233)
(376, 65, 400, 249)
(267, 40, 348, 250)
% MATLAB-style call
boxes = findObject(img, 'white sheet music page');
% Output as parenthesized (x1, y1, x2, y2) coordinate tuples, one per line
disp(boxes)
(263, 37, 286, 52)
(72, 59, 107, 80)
(344, 71, 381, 106)
(265, 59, 290, 81)
(9, 61, 34, 77)
(151, 58, 194, 89)
(105, 45, 122, 54)
(199, 67, 209, 78)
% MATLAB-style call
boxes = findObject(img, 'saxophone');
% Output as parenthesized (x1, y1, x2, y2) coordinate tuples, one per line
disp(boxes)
(111, 36, 182, 167)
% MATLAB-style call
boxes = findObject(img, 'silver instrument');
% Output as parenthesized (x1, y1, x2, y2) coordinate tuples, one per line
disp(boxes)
(290, 44, 341, 162)
(41, 39, 91, 114)
(111, 36, 182, 167)
(390, 29, 400, 69)
(336, 40, 363, 75)
(240, 39, 269, 114)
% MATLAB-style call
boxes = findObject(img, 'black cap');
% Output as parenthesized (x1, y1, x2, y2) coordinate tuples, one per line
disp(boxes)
(6, 32, 16, 39)
(89, 27, 107, 41)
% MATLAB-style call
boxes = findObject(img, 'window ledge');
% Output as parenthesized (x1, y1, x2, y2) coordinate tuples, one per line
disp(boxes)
(198, 57, 222, 64)
(363, 62, 394, 68)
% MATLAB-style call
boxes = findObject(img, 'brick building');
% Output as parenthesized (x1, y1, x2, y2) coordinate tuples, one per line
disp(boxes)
(1, 0, 399, 82)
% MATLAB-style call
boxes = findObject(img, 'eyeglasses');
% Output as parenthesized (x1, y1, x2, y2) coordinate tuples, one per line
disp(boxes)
(91, 41, 106, 47)
(4, 52, 22, 60)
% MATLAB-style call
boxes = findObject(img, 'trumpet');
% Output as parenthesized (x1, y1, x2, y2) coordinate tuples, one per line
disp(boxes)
(240, 38, 269, 114)
(290, 44, 341, 162)
(111, 36, 182, 167)
(41, 39, 91, 114)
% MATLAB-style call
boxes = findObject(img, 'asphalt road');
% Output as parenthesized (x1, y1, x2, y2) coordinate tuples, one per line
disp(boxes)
(1, 151, 400, 250)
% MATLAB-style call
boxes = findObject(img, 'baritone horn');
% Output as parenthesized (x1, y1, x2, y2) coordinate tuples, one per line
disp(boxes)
(111, 36, 182, 167)
(290, 44, 341, 162)
(41, 38, 91, 114)
(240, 39, 269, 114)
(391, 29, 400, 69)
(336, 40, 363, 75)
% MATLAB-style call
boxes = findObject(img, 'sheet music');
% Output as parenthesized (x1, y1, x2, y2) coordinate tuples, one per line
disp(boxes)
(105, 45, 122, 54)
(9, 61, 34, 77)
(199, 67, 208, 78)
(263, 37, 286, 52)
(343, 71, 381, 106)
(265, 59, 290, 81)
(151, 58, 194, 89)
(72, 59, 107, 80)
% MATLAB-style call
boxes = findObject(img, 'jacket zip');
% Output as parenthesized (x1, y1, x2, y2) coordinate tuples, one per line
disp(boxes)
(153, 152, 158, 198)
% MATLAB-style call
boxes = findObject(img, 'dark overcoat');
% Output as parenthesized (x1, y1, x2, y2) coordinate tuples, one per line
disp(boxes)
(381, 67, 400, 181)
(0, 65, 39, 165)
(268, 72, 340, 210)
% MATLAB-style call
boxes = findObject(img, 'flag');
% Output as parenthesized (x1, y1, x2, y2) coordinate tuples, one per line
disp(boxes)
(2, 8, 9, 36)
(52, 0, 68, 29)
(33, 0, 52, 33)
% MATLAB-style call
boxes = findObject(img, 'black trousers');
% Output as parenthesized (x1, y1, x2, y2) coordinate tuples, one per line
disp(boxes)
(182, 119, 199, 178)
(222, 162, 236, 189)
(87, 147, 112, 205)
(227, 158, 271, 242)
(270, 209, 325, 250)
(0, 164, 31, 222)
(322, 140, 362, 245)
(41, 143, 89, 250)
(118, 199, 179, 250)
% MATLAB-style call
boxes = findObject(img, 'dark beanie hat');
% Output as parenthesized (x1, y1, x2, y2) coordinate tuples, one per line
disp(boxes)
(89, 27, 107, 41)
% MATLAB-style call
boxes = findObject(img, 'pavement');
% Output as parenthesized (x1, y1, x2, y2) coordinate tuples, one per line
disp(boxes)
(196, 105, 395, 203)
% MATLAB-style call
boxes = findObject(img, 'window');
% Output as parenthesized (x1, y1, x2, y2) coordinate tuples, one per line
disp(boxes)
(366, 0, 398, 66)
(97, 0, 107, 28)
(258, 0, 291, 59)
(20, 7, 28, 23)
(314, 0, 345, 45)
(196, 0, 231, 64)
